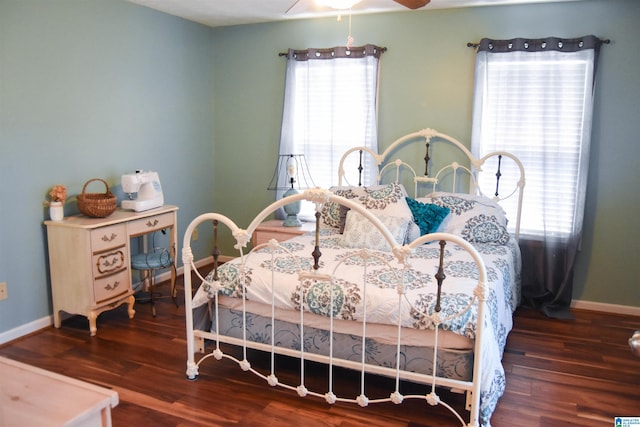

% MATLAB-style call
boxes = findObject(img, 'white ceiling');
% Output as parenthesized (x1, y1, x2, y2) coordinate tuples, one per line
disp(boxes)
(125, 0, 582, 28)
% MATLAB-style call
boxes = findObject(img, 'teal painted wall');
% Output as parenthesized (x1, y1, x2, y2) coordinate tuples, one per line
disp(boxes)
(0, 0, 215, 334)
(1, 0, 638, 338)
(210, 0, 640, 308)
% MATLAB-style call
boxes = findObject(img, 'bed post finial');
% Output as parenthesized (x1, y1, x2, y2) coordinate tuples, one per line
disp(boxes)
(312, 211, 322, 270)
(424, 140, 431, 176)
(494, 154, 503, 197)
(212, 220, 220, 281)
(434, 240, 446, 312)
(358, 150, 364, 187)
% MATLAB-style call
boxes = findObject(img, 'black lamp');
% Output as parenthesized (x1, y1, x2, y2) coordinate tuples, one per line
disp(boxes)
(267, 154, 315, 227)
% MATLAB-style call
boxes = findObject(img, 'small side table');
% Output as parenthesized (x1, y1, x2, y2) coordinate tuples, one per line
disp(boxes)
(252, 219, 315, 246)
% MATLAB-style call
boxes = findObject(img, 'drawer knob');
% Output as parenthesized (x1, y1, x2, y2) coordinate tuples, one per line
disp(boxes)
(146, 219, 159, 228)
(104, 281, 120, 291)
(101, 233, 118, 242)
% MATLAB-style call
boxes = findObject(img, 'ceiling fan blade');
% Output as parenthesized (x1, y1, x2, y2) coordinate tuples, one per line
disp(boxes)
(285, 0, 302, 14)
(393, 0, 430, 9)
(286, 0, 329, 14)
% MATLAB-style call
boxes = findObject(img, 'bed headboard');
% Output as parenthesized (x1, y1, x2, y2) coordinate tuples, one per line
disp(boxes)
(337, 128, 525, 239)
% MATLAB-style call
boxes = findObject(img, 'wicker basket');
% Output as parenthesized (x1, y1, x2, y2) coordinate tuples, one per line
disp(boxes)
(77, 178, 117, 218)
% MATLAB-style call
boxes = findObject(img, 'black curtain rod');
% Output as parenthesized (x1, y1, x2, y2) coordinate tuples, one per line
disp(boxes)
(278, 46, 388, 56)
(467, 38, 610, 48)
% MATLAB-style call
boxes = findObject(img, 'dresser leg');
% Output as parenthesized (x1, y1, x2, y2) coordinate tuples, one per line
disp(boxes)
(54, 310, 62, 328)
(88, 311, 98, 336)
(127, 295, 136, 319)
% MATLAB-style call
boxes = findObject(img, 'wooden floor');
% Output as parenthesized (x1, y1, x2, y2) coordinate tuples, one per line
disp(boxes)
(1, 270, 639, 427)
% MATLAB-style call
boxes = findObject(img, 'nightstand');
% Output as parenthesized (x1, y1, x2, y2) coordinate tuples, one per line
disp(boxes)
(252, 219, 315, 246)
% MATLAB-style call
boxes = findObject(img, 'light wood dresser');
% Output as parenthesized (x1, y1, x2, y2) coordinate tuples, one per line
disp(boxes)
(44, 205, 178, 336)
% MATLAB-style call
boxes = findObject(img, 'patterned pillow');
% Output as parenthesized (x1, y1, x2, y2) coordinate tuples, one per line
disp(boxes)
(418, 192, 510, 245)
(321, 186, 366, 229)
(321, 183, 412, 229)
(459, 213, 510, 245)
(405, 197, 450, 236)
(341, 210, 409, 252)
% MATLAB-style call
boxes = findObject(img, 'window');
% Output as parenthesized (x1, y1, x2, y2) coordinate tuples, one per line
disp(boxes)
(471, 38, 599, 239)
(470, 36, 604, 317)
(278, 45, 384, 220)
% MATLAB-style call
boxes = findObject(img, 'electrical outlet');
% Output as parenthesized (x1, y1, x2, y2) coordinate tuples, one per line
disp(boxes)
(192, 227, 199, 241)
(0, 282, 7, 301)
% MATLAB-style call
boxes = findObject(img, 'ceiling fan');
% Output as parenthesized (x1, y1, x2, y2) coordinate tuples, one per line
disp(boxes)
(284, 0, 430, 47)
(286, 0, 431, 15)
(386, 0, 430, 9)
(322, 0, 431, 9)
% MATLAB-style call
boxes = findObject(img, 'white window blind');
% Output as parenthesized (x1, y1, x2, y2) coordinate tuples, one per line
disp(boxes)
(290, 58, 378, 188)
(279, 46, 382, 220)
(472, 49, 595, 238)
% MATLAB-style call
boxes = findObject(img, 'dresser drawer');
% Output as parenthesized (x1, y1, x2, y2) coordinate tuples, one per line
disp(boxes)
(93, 268, 130, 304)
(92, 245, 128, 278)
(91, 224, 127, 253)
(128, 212, 174, 236)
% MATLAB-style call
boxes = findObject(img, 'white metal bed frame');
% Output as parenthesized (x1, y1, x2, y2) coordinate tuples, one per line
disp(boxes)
(180, 128, 525, 427)
(338, 127, 524, 238)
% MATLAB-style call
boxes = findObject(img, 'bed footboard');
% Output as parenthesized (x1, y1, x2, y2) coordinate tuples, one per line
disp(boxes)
(182, 190, 491, 427)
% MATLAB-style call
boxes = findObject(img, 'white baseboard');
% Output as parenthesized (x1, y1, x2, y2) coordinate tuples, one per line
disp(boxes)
(0, 256, 220, 346)
(0, 316, 52, 346)
(571, 299, 640, 317)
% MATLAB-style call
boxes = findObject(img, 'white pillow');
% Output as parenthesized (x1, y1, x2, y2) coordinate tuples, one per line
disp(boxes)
(404, 220, 421, 244)
(341, 210, 409, 252)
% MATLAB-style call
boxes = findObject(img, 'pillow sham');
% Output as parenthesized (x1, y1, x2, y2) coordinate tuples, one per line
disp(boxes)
(418, 192, 510, 245)
(459, 213, 510, 245)
(405, 197, 450, 236)
(321, 186, 364, 229)
(321, 183, 412, 229)
(341, 210, 410, 252)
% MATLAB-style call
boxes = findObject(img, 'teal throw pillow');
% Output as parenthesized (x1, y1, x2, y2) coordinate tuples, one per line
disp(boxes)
(405, 197, 450, 235)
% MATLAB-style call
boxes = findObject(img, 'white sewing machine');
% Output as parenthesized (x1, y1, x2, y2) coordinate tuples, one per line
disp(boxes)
(121, 170, 164, 212)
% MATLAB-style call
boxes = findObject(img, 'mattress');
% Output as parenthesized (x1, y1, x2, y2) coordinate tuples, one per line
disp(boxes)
(205, 304, 475, 381)
(193, 228, 520, 350)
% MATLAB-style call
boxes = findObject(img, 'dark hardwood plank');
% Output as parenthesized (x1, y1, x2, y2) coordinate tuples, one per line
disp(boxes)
(1, 270, 639, 426)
